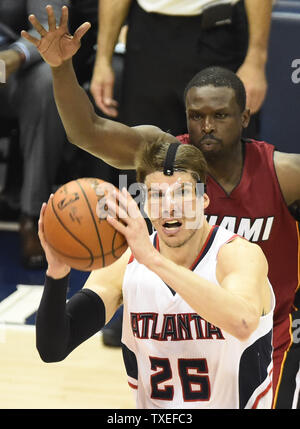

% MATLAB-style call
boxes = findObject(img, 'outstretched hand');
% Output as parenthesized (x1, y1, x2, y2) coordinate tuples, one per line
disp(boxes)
(21, 5, 91, 67)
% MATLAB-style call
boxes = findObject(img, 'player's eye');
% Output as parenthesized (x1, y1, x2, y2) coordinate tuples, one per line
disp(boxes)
(215, 112, 227, 119)
(190, 113, 202, 120)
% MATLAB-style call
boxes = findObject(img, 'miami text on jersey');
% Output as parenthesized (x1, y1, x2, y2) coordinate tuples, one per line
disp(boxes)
(205, 215, 274, 242)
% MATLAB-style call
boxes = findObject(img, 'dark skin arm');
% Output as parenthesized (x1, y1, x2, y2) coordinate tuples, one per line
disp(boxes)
(274, 151, 300, 206)
(21, 5, 170, 169)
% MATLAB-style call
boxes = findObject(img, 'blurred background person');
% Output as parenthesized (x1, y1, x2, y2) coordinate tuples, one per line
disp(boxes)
(0, 0, 67, 269)
(91, 0, 272, 138)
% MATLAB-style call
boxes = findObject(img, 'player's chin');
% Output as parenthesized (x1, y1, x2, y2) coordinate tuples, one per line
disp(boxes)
(159, 229, 195, 249)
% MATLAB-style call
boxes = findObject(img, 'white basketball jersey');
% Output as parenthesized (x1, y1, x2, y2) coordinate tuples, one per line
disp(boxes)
(121, 226, 275, 409)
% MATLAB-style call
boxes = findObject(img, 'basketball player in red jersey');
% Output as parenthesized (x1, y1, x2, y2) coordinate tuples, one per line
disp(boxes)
(22, 5, 300, 408)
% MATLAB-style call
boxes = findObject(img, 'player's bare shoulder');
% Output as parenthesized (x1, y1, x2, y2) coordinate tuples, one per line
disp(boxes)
(217, 236, 268, 278)
(216, 237, 271, 315)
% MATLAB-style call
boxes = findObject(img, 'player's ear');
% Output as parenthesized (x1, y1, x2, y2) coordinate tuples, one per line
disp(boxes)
(203, 192, 210, 209)
(241, 108, 251, 129)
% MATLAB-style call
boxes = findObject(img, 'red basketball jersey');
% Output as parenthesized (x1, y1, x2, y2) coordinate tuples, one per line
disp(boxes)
(177, 134, 300, 390)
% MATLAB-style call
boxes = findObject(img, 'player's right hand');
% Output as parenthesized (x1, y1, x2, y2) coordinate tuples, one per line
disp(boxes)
(21, 5, 91, 67)
(38, 196, 71, 279)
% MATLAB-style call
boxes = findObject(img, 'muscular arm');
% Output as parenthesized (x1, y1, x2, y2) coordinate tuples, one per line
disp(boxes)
(274, 151, 300, 206)
(52, 59, 167, 168)
(22, 5, 169, 169)
(144, 238, 270, 341)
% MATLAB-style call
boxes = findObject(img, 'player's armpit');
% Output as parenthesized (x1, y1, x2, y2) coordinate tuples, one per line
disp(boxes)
(83, 248, 131, 323)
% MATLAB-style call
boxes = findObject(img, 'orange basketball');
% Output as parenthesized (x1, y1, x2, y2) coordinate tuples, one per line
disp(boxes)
(43, 177, 128, 271)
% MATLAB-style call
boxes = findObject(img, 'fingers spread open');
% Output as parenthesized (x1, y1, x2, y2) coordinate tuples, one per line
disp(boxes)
(28, 14, 47, 36)
(73, 22, 91, 42)
(46, 5, 57, 31)
(59, 5, 69, 30)
(21, 30, 40, 46)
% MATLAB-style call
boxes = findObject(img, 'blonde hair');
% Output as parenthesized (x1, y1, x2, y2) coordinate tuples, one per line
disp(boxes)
(136, 137, 207, 184)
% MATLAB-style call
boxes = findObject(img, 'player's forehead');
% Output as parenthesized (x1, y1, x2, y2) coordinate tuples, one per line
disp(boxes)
(186, 85, 237, 110)
(145, 171, 195, 191)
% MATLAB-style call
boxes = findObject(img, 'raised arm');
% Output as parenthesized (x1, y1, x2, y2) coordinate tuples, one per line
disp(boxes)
(22, 5, 167, 169)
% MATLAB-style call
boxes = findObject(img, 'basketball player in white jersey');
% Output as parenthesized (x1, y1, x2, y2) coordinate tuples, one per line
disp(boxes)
(36, 140, 274, 409)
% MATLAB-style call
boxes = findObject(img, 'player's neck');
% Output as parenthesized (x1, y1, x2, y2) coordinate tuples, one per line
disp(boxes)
(207, 141, 244, 194)
(158, 221, 212, 269)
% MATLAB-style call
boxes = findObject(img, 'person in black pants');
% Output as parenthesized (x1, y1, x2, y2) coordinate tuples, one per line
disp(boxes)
(91, 0, 272, 138)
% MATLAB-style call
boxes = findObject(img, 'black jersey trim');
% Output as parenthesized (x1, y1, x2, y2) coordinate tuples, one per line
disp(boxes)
(121, 342, 138, 381)
(189, 225, 219, 271)
(238, 329, 273, 409)
(153, 225, 219, 272)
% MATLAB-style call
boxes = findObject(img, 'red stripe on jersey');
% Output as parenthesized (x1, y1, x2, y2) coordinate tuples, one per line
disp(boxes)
(128, 381, 138, 390)
(189, 225, 218, 271)
(128, 253, 134, 264)
(251, 380, 273, 409)
(224, 234, 243, 244)
(155, 225, 219, 271)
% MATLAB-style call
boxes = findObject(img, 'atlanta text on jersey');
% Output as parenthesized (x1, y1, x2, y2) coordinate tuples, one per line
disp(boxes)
(130, 312, 225, 341)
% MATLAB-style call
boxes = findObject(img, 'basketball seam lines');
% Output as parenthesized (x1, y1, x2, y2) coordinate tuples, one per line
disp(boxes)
(75, 179, 105, 268)
(112, 229, 122, 259)
(50, 195, 95, 269)
(46, 241, 127, 260)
